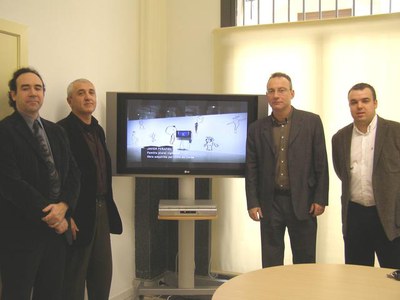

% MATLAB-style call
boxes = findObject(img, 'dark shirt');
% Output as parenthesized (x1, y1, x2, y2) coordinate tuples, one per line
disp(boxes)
(271, 109, 293, 190)
(71, 114, 107, 196)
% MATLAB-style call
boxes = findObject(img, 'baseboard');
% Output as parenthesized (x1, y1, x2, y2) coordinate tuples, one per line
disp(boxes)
(110, 287, 135, 300)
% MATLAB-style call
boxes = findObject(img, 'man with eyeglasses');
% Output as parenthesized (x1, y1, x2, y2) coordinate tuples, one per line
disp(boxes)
(245, 72, 329, 267)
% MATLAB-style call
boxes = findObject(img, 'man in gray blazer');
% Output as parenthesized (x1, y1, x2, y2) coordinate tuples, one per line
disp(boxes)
(332, 82, 400, 268)
(245, 72, 329, 267)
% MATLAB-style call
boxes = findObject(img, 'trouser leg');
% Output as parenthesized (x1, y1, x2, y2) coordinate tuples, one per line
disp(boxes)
(32, 235, 66, 300)
(0, 232, 66, 300)
(287, 216, 317, 264)
(86, 202, 112, 300)
(345, 202, 376, 266)
(63, 240, 91, 300)
(0, 241, 40, 300)
(260, 195, 287, 268)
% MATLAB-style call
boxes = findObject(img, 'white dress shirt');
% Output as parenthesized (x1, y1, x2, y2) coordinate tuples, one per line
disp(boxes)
(350, 115, 378, 206)
(349, 114, 377, 207)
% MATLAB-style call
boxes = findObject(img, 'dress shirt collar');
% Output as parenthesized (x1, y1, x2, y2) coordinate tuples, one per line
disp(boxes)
(353, 114, 377, 136)
(17, 110, 43, 132)
(271, 107, 293, 127)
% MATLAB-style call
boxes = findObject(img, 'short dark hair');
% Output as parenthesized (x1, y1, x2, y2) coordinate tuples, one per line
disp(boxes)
(8, 67, 46, 109)
(348, 82, 377, 101)
(268, 72, 293, 90)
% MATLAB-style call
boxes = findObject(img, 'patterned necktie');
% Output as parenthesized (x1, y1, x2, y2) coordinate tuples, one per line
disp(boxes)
(33, 120, 61, 200)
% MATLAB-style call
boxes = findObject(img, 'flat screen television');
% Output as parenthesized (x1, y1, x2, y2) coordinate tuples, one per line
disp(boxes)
(106, 92, 265, 177)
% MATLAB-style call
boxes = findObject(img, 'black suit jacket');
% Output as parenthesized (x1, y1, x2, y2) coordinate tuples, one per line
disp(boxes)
(58, 113, 122, 246)
(245, 107, 329, 220)
(332, 116, 400, 241)
(0, 111, 80, 242)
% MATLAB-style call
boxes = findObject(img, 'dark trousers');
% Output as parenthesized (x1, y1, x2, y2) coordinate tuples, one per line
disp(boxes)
(260, 193, 317, 268)
(63, 200, 112, 300)
(0, 230, 66, 300)
(345, 201, 400, 269)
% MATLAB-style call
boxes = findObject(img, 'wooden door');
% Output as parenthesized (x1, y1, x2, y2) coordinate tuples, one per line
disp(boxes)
(0, 19, 28, 295)
(0, 18, 28, 120)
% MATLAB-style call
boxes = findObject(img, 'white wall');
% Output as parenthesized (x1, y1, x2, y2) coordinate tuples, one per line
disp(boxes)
(139, 0, 219, 93)
(165, 1, 219, 93)
(0, 0, 139, 298)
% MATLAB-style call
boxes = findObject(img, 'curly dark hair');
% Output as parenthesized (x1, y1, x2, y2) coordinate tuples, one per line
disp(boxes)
(8, 67, 46, 109)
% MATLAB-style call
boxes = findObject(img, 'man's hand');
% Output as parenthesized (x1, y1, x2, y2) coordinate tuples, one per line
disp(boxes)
(42, 202, 68, 226)
(248, 207, 263, 221)
(53, 218, 68, 234)
(70, 218, 79, 240)
(309, 203, 325, 217)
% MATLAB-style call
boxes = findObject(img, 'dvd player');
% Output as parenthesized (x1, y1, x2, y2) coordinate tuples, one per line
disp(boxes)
(158, 199, 217, 217)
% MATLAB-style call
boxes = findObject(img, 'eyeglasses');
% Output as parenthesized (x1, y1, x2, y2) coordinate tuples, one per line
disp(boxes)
(267, 88, 290, 95)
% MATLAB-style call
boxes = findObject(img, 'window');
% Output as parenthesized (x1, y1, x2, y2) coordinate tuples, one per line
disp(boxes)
(221, 0, 400, 27)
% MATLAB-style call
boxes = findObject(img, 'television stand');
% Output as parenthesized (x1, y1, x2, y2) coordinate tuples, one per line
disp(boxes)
(136, 176, 223, 299)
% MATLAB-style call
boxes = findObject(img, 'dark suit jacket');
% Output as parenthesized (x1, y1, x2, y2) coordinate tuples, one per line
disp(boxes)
(58, 113, 122, 246)
(245, 107, 329, 220)
(332, 116, 400, 241)
(0, 111, 80, 242)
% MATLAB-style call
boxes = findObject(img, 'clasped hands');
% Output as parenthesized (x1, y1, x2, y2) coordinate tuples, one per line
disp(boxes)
(41, 202, 69, 234)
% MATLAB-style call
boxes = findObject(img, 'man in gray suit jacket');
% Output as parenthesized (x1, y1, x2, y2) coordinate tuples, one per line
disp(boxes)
(332, 82, 400, 268)
(245, 72, 329, 267)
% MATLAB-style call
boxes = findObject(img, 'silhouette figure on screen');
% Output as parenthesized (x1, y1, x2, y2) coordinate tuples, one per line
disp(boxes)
(165, 125, 176, 144)
(204, 136, 219, 151)
(227, 115, 246, 134)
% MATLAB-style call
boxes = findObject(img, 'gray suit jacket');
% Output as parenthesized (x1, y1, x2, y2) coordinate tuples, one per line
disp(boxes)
(332, 116, 400, 241)
(245, 107, 329, 221)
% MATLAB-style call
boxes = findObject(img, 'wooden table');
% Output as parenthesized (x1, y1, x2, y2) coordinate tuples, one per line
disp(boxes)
(212, 264, 400, 300)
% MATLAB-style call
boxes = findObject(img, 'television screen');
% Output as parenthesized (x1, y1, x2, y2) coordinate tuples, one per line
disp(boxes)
(107, 92, 263, 176)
